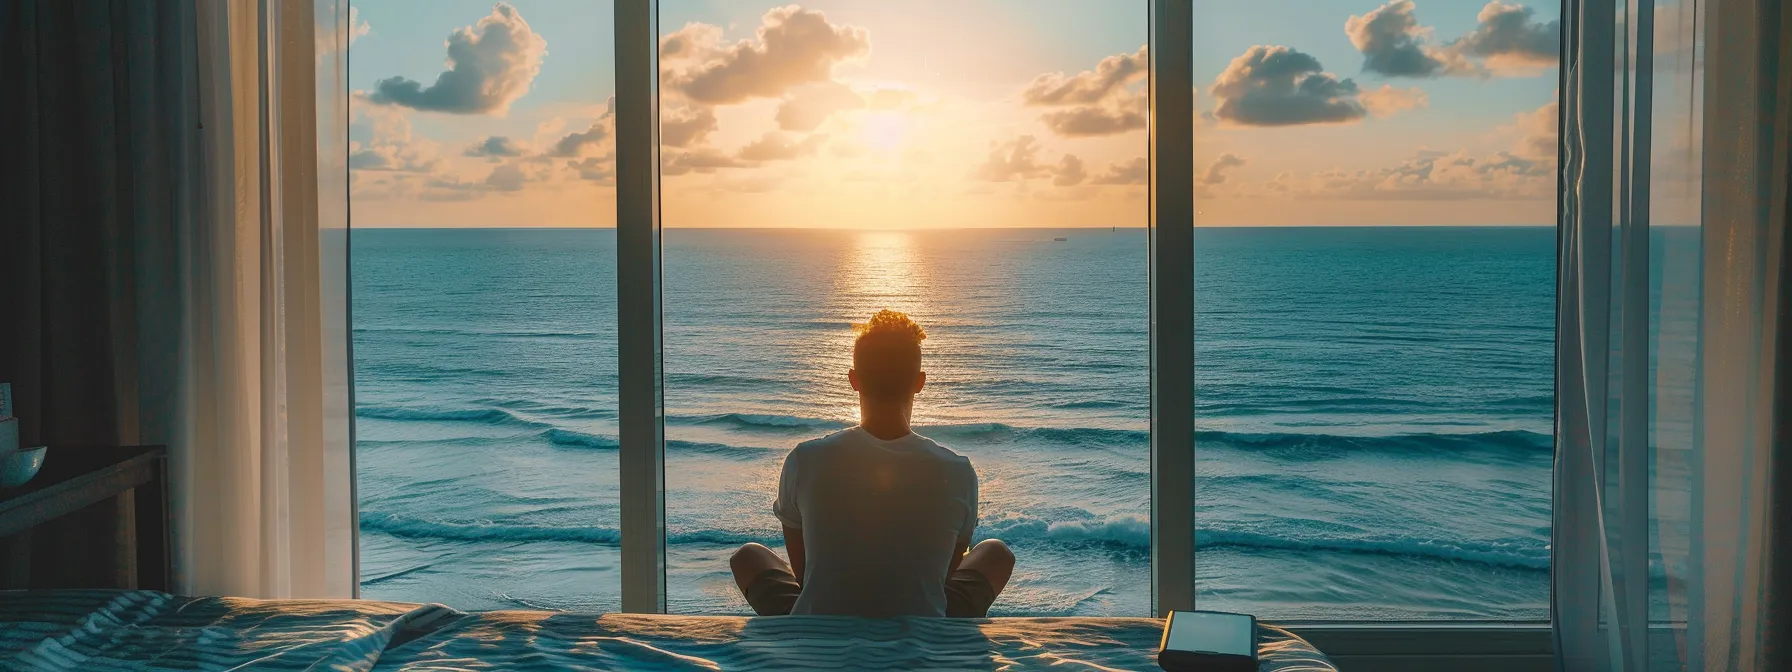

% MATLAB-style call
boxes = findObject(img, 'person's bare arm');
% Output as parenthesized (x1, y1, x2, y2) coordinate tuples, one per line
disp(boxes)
(783, 526, 806, 585)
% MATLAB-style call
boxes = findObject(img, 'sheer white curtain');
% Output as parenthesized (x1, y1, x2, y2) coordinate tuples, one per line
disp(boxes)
(1553, 0, 1789, 669)
(168, 0, 355, 598)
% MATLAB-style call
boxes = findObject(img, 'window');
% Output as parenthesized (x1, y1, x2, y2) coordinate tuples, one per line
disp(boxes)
(348, 1, 622, 611)
(1189, 1, 1560, 620)
(657, 1, 1152, 615)
(340, 0, 1563, 629)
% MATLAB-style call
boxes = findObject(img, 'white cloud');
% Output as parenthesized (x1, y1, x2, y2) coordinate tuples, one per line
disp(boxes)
(1453, 2, 1560, 73)
(315, 3, 370, 59)
(1053, 154, 1087, 187)
(971, 136, 1051, 182)
(737, 132, 826, 161)
(1346, 1, 1473, 77)
(1092, 157, 1148, 185)
(662, 148, 749, 176)
(1024, 46, 1150, 137)
(775, 82, 865, 132)
(464, 136, 528, 159)
(1360, 84, 1429, 117)
(1202, 153, 1247, 185)
(566, 156, 614, 183)
(1272, 148, 1552, 200)
(1514, 100, 1558, 159)
(1210, 46, 1371, 126)
(659, 7, 870, 105)
(549, 105, 614, 158)
(1039, 90, 1147, 137)
(348, 109, 441, 172)
(1023, 46, 1148, 105)
(1346, 1, 1558, 79)
(661, 106, 718, 148)
(366, 3, 546, 115)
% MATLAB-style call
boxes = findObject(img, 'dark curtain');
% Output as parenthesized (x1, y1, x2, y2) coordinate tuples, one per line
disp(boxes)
(0, 0, 189, 449)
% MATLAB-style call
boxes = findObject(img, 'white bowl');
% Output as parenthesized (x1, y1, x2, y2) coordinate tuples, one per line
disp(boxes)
(0, 446, 46, 489)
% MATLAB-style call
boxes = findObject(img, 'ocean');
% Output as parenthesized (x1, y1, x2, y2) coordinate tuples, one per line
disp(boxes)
(351, 226, 1556, 620)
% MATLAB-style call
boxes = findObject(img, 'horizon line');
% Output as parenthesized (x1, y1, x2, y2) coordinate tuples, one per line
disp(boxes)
(346, 224, 1562, 230)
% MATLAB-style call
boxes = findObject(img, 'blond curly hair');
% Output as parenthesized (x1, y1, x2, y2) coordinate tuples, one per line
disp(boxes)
(854, 308, 927, 344)
(853, 309, 925, 399)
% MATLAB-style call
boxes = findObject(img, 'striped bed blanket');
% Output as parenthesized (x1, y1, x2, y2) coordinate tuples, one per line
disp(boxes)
(0, 590, 1337, 671)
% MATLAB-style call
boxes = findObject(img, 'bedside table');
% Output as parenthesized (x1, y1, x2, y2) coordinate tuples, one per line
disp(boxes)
(0, 446, 169, 590)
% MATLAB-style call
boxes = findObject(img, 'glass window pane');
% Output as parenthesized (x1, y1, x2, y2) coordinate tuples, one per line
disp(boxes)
(348, 0, 621, 611)
(1191, 0, 1561, 620)
(659, 1, 1152, 616)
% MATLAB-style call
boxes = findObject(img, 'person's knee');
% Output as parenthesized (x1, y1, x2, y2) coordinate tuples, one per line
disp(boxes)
(977, 539, 1015, 568)
(730, 542, 772, 574)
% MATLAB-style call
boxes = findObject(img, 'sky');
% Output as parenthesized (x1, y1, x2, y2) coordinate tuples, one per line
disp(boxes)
(340, 0, 1561, 228)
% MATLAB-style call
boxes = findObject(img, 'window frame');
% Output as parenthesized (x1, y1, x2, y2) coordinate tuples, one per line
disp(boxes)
(604, 2, 1565, 644)
(328, 1, 1575, 660)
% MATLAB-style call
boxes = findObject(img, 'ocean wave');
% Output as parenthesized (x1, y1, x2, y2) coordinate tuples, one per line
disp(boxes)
(357, 405, 546, 428)
(543, 428, 774, 458)
(672, 413, 850, 433)
(1197, 429, 1553, 457)
(357, 403, 1549, 457)
(542, 428, 619, 450)
(359, 512, 1547, 571)
(357, 402, 615, 426)
(353, 325, 602, 339)
(985, 515, 1547, 570)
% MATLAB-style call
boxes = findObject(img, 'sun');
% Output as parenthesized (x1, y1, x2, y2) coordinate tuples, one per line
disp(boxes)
(860, 111, 910, 151)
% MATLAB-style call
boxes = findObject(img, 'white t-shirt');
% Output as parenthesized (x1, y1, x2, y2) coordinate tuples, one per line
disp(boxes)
(773, 427, 979, 617)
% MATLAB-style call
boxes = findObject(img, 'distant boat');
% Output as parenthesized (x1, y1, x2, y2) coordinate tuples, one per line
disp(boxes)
(1053, 237, 1067, 241)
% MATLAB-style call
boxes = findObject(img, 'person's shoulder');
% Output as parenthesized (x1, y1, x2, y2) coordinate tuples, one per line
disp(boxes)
(907, 433, 974, 469)
(793, 428, 860, 453)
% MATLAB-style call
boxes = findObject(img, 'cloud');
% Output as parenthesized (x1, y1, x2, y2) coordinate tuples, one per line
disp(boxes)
(661, 106, 718, 147)
(366, 3, 546, 115)
(775, 81, 865, 131)
(349, 140, 440, 172)
(1514, 100, 1557, 159)
(464, 136, 528, 158)
(1360, 84, 1429, 117)
(315, 3, 370, 59)
(1210, 46, 1372, 126)
(1347, 1, 1557, 79)
(660, 7, 870, 105)
(1453, 2, 1559, 72)
(662, 148, 749, 176)
(1039, 90, 1147, 137)
(1273, 147, 1552, 200)
(1053, 155, 1087, 187)
(566, 156, 614, 183)
(1023, 46, 1149, 105)
(550, 114, 613, 158)
(1024, 46, 1150, 137)
(971, 136, 1051, 182)
(1346, 1, 1471, 77)
(484, 163, 530, 191)
(406, 158, 552, 200)
(737, 132, 826, 161)
(1202, 153, 1246, 185)
(348, 110, 441, 172)
(1092, 157, 1148, 185)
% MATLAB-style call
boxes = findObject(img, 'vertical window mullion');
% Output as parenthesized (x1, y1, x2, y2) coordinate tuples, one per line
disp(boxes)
(1149, 0, 1196, 617)
(615, 0, 667, 614)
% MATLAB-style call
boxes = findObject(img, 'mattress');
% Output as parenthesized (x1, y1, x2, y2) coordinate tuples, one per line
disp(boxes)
(0, 590, 1337, 671)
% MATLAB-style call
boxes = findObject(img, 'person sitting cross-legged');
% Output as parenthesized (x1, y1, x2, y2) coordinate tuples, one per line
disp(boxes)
(729, 309, 1014, 618)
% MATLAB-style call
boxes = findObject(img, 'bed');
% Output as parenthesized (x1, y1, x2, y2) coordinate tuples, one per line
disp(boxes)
(0, 590, 1338, 671)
